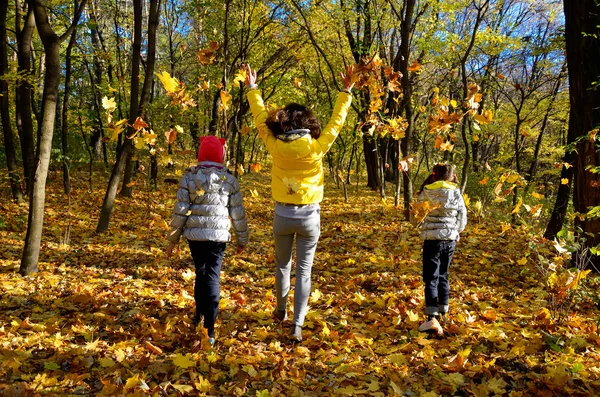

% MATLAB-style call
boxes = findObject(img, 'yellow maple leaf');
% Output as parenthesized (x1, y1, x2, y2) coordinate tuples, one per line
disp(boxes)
(532, 191, 544, 199)
(194, 375, 210, 393)
(561, 178, 569, 185)
(310, 288, 321, 303)
(172, 353, 196, 369)
(440, 140, 454, 151)
(387, 353, 408, 366)
(102, 96, 116, 112)
(123, 374, 140, 391)
(219, 90, 232, 111)
(172, 384, 194, 393)
(156, 71, 180, 93)
(99, 357, 115, 368)
(242, 364, 258, 377)
(517, 257, 527, 265)
(232, 69, 246, 88)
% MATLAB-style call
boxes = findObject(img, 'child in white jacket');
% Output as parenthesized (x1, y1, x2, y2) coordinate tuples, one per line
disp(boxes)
(416, 164, 467, 335)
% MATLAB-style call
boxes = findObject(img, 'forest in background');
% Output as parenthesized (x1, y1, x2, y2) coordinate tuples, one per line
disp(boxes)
(3, 0, 600, 274)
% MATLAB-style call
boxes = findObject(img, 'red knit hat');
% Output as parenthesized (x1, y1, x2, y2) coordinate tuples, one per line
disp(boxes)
(197, 136, 226, 163)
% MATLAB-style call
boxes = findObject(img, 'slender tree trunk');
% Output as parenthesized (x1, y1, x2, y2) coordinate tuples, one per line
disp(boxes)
(20, 0, 87, 275)
(89, 12, 104, 160)
(0, 4, 24, 203)
(398, 0, 416, 219)
(363, 135, 378, 190)
(15, 5, 36, 195)
(61, 29, 77, 196)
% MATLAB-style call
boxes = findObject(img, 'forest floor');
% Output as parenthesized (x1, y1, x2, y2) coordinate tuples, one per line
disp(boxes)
(1, 167, 600, 396)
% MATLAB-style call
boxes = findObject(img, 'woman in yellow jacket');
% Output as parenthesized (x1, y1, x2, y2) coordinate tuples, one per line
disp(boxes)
(244, 64, 354, 342)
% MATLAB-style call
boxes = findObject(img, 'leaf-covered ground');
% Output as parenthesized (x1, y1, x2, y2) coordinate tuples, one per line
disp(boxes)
(1, 168, 600, 396)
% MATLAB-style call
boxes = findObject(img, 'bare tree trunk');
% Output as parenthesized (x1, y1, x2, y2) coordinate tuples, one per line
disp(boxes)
(15, 4, 36, 195)
(89, 10, 104, 160)
(20, 0, 87, 275)
(61, 28, 77, 196)
(0, 3, 24, 203)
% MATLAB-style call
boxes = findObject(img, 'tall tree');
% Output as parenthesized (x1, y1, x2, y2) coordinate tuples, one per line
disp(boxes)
(548, 0, 600, 263)
(15, 2, 36, 194)
(20, 0, 87, 275)
(96, 0, 161, 232)
(0, 1, 24, 203)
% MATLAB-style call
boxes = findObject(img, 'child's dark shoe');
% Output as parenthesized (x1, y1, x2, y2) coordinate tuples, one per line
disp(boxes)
(290, 325, 302, 342)
(418, 317, 443, 336)
(208, 337, 216, 347)
(273, 309, 288, 322)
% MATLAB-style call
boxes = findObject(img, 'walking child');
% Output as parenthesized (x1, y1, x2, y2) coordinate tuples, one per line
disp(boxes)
(166, 136, 249, 346)
(243, 64, 354, 342)
(416, 163, 467, 335)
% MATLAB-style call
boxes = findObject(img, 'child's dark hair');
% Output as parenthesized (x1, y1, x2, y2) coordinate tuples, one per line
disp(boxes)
(265, 103, 322, 139)
(417, 163, 457, 193)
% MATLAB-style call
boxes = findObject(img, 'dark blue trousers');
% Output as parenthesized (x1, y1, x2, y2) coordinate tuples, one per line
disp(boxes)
(188, 240, 226, 338)
(422, 240, 456, 316)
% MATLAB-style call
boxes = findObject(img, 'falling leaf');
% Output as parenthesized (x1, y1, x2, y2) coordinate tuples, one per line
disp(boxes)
(102, 96, 117, 112)
(512, 197, 523, 214)
(165, 128, 177, 144)
(156, 71, 180, 93)
(220, 90, 232, 111)
(561, 178, 569, 185)
(232, 70, 247, 88)
(407, 60, 422, 72)
(132, 117, 149, 131)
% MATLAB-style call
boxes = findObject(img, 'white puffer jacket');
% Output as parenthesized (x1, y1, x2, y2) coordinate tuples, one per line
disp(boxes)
(418, 181, 467, 241)
(168, 162, 248, 245)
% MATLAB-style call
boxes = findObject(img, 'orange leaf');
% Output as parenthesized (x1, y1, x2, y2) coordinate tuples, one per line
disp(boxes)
(145, 341, 163, 354)
(407, 60, 422, 72)
(132, 117, 148, 131)
(165, 128, 177, 144)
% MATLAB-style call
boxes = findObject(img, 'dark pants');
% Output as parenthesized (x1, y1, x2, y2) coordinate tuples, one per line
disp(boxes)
(188, 240, 226, 338)
(423, 240, 456, 316)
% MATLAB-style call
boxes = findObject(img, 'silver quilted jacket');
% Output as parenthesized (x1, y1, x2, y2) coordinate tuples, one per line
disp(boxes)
(418, 181, 467, 241)
(168, 161, 248, 245)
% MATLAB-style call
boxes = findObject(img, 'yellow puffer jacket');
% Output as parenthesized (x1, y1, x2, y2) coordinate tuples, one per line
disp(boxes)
(247, 89, 352, 204)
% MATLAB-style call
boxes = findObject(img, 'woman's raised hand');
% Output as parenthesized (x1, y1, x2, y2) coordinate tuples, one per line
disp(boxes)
(340, 64, 355, 92)
(244, 64, 258, 87)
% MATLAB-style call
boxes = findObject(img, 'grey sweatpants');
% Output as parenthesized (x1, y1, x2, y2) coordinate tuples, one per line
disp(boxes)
(273, 212, 320, 327)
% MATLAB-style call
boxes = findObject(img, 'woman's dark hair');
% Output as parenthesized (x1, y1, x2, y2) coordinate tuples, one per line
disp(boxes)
(265, 103, 322, 139)
(417, 163, 457, 193)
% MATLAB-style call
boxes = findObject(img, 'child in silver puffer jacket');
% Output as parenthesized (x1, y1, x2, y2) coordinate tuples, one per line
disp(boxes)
(415, 163, 467, 336)
(166, 136, 248, 346)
